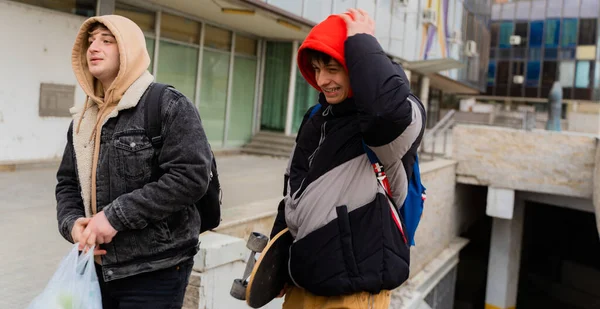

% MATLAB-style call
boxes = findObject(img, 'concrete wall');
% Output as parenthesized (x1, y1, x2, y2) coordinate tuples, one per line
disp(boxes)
(453, 124, 598, 199)
(0, 1, 85, 164)
(567, 102, 600, 135)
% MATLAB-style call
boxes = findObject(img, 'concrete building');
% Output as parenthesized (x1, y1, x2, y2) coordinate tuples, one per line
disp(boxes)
(0, 0, 491, 165)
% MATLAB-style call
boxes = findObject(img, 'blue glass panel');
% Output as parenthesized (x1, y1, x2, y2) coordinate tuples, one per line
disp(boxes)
(559, 48, 576, 59)
(529, 21, 544, 48)
(529, 48, 542, 61)
(499, 22, 514, 49)
(561, 19, 578, 47)
(544, 48, 558, 59)
(575, 61, 591, 88)
(526, 61, 541, 87)
(545, 19, 560, 48)
(488, 61, 496, 86)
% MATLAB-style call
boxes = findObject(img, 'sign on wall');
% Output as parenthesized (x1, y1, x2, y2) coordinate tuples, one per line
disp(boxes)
(39, 83, 75, 117)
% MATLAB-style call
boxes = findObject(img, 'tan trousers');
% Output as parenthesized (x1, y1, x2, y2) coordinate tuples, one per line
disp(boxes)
(282, 286, 391, 309)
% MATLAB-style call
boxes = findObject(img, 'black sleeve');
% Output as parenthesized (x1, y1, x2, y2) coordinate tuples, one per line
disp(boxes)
(270, 199, 287, 239)
(344, 34, 414, 147)
(56, 122, 85, 243)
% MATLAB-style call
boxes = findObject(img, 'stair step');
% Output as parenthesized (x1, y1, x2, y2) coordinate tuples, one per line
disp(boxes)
(251, 135, 296, 146)
(241, 147, 291, 158)
(243, 142, 294, 153)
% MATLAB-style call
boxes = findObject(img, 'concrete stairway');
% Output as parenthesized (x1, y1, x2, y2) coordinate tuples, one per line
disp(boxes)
(241, 131, 295, 157)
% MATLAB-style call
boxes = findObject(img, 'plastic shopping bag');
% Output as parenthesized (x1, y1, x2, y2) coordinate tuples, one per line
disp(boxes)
(27, 244, 102, 309)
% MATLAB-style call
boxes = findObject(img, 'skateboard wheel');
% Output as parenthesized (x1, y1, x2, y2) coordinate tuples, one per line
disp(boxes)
(230, 278, 247, 300)
(247, 232, 269, 252)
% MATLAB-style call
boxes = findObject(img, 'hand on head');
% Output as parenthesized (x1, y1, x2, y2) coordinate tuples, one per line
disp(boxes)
(339, 8, 376, 37)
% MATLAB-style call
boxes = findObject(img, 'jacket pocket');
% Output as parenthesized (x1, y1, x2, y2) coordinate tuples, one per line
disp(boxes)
(336, 205, 359, 277)
(113, 130, 153, 181)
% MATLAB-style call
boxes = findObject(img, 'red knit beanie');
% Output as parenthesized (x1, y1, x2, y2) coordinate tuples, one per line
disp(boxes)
(297, 14, 353, 97)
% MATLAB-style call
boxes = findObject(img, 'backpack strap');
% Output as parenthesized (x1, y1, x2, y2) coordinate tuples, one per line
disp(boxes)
(144, 83, 171, 149)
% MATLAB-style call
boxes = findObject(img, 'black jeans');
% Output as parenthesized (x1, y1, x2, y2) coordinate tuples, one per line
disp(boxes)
(95, 259, 194, 309)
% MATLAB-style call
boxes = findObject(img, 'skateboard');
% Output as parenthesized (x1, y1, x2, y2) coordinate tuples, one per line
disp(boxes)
(230, 228, 294, 308)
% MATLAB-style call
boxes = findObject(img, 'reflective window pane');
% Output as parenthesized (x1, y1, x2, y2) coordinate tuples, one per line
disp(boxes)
(575, 61, 592, 88)
(200, 50, 230, 146)
(156, 41, 198, 100)
(559, 61, 575, 87)
(235, 35, 257, 56)
(529, 21, 544, 48)
(541, 61, 557, 86)
(499, 22, 514, 48)
(228, 56, 257, 146)
(578, 19, 597, 45)
(561, 19, 578, 47)
(497, 61, 510, 85)
(545, 19, 560, 48)
(145, 37, 155, 73)
(160, 13, 201, 44)
(526, 61, 541, 87)
(115, 3, 155, 33)
(204, 25, 232, 51)
(488, 61, 496, 86)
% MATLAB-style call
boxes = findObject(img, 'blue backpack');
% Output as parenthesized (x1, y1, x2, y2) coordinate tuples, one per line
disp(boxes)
(308, 104, 425, 246)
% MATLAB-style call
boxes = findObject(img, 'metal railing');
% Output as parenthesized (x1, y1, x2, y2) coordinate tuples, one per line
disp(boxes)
(420, 110, 456, 161)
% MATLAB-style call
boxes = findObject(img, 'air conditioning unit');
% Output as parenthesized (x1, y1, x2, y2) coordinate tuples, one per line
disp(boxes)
(513, 75, 524, 84)
(449, 30, 462, 44)
(398, 0, 409, 6)
(464, 40, 477, 57)
(422, 8, 437, 25)
(509, 35, 522, 45)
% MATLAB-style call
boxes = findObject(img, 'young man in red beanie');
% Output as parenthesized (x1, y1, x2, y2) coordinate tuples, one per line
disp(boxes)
(269, 8, 426, 309)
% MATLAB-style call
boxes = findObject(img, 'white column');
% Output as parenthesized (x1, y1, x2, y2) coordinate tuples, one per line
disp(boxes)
(484, 193, 524, 309)
(284, 40, 299, 136)
(419, 76, 430, 116)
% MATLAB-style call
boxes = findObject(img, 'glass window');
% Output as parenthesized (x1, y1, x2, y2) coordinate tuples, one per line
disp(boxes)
(578, 19, 597, 45)
(115, 3, 155, 33)
(529, 48, 542, 61)
(488, 61, 496, 86)
(199, 50, 230, 146)
(575, 61, 592, 88)
(514, 23, 528, 47)
(499, 22, 514, 49)
(559, 48, 576, 59)
(559, 61, 576, 87)
(497, 61, 510, 86)
(542, 61, 557, 86)
(594, 61, 600, 100)
(156, 41, 198, 100)
(545, 48, 558, 59)
(526, 61, 541, 87)
(160, 13, 201, 44)
(204, 25, 232, 51)
(228, 56, 257, 146)
(293, 70, 319, 133)
(529, 21, 544, 48)
(512, 61, 525, 77)
(145, 38, 155, 73)
(545, 19, 560, 48)
(490, 23, 500, 47)
(235, 35, 257, 56)
(261, 42, 292, 131)
(15, 0, 96, 17)
(561, 19, 578, 47)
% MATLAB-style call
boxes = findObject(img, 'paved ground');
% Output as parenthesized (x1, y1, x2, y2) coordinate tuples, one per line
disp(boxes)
(0, 154, 287, 309)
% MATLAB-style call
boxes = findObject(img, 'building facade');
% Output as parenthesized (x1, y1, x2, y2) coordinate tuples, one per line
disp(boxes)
(0, 0, 490, 164)
(485, 0, 600, 103)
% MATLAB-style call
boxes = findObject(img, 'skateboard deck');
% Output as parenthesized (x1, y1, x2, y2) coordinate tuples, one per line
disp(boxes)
(245, 228, 293, 308)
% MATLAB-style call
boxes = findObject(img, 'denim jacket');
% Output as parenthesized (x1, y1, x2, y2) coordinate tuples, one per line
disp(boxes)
(56, 72, 212, 282)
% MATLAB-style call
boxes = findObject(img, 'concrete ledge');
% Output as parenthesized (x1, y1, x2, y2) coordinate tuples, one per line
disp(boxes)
(391, 237, 470, 309)
(194, 232, 246, 272)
